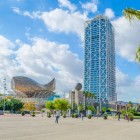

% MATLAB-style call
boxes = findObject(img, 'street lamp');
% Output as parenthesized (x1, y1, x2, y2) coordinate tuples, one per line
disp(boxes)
(119, 102, 121, 112)
(104, 98, 108, 110)
(116, 101, 118, 112)
(3, 78, 6, 114)
(71, 91, 75, 114)
(99, 97, 102, 113)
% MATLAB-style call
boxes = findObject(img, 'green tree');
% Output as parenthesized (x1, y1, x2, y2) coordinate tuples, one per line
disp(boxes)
(78, 104, 83, 113)
(134, 103, 140, 111)
(73, 102, 78, 112)
(108, 108, 115, 111)
(24, 101, 36, 115)
(126, 101, 133, 110)
(128, 108, 136, 115)
(10, 98, 24, 112)
(0, 97, 24, 112)
(54, 99, 70, 114)
(83, 91, 96, 111)
(123, 8, 140, 21)
(0, 98, 4, 110)
(121, 109, 127, 115)
(123, 8, 140, 63)
(87, 105, 95, 113)
(45, 101, 55, 113)
(102, 106, 106, 113)
(83, 91, 96, 99)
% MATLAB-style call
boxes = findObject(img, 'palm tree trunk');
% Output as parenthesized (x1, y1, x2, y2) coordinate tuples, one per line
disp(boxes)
(83, 94, 86, 116)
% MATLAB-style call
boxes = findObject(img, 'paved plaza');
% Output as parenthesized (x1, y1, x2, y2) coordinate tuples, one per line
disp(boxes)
(0, 115, 140, 140)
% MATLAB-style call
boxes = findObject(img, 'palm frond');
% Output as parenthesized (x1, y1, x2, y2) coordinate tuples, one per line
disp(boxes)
(123, 8, 140, 21)
(135, 45, 140, 63)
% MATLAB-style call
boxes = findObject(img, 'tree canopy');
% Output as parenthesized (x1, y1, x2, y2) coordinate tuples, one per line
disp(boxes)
(24, 102, 36, 112)
(123, 8, 140, 63)
(123, 8, 140, 21)
(45, 101, 55, 111)
(83, 90, 96, 99)
(0, 97, 24, 112)
(54, 99, 70, 111)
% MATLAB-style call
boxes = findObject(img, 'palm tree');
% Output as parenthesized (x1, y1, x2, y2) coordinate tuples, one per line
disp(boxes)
(126, 101, 133, 111)
(134, 103, 140, 111)
(83, 90, 96, 114)
(136, 46, 140, 63)
(123, 8, 140, 21)
(123, 8, 140, 63)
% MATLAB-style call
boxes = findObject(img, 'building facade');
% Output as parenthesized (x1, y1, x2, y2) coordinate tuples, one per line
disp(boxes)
(69, 90, 83, 107)
(84, 15, 116, 103)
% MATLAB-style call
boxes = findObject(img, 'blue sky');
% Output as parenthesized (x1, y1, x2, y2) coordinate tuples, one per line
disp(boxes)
(0, 0, 140, 102)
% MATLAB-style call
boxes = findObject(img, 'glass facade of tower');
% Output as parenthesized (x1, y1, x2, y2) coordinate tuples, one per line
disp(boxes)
(84, 15, 116, 102)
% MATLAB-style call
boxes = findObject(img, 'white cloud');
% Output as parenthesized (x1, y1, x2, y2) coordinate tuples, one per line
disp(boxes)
(58, 0, 77, 12)
(12, 7, 20, 14)
(0, 35, 83, 94)
(81, 0, 98, 13)
(12, 7, 87, 41)
(0, 35, 15, 56)
(112, 17, 140, 61)
(105, 8, 115, 19)
(10, 5, 140, 101)
(12, 7, 38, 19)
(0, 35, 17, 90)
(39, 8, 87, 40)
(116, 68, 140, 102)
(116, 68, 130, 87)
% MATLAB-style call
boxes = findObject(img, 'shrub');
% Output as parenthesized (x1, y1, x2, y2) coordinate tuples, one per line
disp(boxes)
(103, 112, 108, 120)
(63, 113, 66, 118)
(71, 114, 74, 118)
(47, 112, 51, 118)
(74, 113, 78, 118)
(121, 109, 127, 116)
(128, 108, 136, 115)
(87, 114, 92, 119)
(134, 112, 140, 116)
(128, 112, 134, 121)
(41, 109, 45, 113)
(32, 111, 35, 117)
(102, 106, 106, 113)
(21, 111, 25, 116)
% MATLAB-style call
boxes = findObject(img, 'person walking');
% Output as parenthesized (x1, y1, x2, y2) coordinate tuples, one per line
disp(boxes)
(55, 110, 60, 124)
(123, 113, 125, 120)
(125, 114, 129, 122)
(118, 112, 121, 121)
(81, 112, 84, 120)
(127, 114, 130, 122)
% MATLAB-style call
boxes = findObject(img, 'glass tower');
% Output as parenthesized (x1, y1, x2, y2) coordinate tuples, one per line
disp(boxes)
(84, 15, 116, 102)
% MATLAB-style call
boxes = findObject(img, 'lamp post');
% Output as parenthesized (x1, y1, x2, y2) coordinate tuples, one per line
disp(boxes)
(83, 93, 86, 116)
(99, 97, 102, 113)
(63, 91, 65, 99)
(104, 98, 108, 110)
(71, 91, 75, 114)
(3, 78, 6, 114)
(119, 102, 121, 112)
(115, 102, 118, 112)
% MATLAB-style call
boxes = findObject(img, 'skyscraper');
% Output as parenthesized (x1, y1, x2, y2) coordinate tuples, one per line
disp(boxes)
(84, 15, 116, 103)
